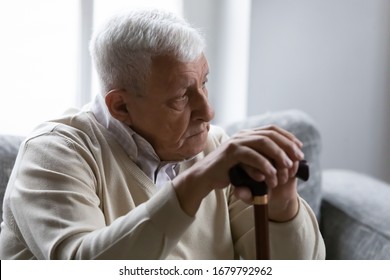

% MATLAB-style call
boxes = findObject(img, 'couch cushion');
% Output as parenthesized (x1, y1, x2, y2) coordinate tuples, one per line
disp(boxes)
(321, 169, 390, 259)
(0, 135, 24, 224)
(223, 110, 322, 219)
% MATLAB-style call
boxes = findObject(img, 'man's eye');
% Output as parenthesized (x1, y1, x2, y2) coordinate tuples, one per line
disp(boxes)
(177, 94, 188, 101)
(202, 79, 208, 88)
(169, 94, 189, 111)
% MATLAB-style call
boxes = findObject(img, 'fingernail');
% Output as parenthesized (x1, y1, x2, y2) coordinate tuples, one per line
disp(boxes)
(297, 150, 305, 160)
(285, 158, 293, 167)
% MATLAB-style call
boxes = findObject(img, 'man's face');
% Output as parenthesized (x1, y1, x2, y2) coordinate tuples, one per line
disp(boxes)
(125, 54, 215, 161)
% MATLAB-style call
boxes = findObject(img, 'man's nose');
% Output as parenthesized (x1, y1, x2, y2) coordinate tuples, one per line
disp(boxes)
(191, 89, 215, 122)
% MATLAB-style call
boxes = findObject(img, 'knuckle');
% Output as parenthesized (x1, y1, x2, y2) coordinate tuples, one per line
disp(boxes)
(286, 142, 299, 154)
(225, 140, 240, 154)
(259, 129, 277, 140)
(263, 124, 279, 131)
(257, 135, 270, 145)
(275, 149, 286, 160)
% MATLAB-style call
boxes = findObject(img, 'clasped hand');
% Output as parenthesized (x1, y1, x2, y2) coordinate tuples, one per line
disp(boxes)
(173, 125, 305, 221)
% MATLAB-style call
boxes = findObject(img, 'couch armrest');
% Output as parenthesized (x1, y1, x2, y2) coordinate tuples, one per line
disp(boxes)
(223, 109, 322, 219)
(321, 169, 390, 259)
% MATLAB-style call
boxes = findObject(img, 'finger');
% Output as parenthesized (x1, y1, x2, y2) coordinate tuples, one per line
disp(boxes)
(240, 164, 266, 182)
(288, 161, 300, 178)
(265, 125, 303, 148)
(233, 186, 253, 204)
(277, 167, 289, 186)
(229, 145, 278, 187)
(244, 134, 295, 170)
(254, 125, 304, 149)
(251, 130, 305, 162)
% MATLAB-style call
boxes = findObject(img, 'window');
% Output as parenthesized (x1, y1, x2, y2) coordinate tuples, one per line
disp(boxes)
(0, 0, 79, 135)
(0, 0, 182, 135)
(94, 0, 182, 24)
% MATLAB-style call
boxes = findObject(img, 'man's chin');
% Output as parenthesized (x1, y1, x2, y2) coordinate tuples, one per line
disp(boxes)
(160, 131, 208, 161)
(178, 140, 208, 161)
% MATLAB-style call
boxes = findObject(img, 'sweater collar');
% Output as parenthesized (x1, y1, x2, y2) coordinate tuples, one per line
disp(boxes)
(88, 94, 179, 186)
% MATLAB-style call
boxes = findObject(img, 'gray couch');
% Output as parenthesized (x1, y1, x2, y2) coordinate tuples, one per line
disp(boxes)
(1, 110, 389, 259)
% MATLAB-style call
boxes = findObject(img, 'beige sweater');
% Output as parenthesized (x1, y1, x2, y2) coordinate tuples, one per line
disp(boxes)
(0, 110, 325, 259)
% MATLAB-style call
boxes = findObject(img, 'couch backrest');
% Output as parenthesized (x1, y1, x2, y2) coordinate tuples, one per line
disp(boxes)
(0, 135, 24, 226)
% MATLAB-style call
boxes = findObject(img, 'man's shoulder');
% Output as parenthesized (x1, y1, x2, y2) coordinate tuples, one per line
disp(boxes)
(205, 125, 230, 151)
(208, 124, 229, 141)
(24, 110, 104, 148)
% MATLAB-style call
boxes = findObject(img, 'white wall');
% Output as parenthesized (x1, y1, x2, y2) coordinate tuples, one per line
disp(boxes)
(248, 0, 390, 183)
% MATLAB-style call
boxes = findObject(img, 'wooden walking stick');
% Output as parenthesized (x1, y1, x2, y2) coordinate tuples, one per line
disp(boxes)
(229, 160, 309, 260)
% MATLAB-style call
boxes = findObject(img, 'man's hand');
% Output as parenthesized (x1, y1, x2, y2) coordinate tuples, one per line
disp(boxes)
(172, 125, 304, 219)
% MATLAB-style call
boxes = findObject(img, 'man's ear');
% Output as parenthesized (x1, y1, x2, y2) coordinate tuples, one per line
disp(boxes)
(105, 89, 132, 125)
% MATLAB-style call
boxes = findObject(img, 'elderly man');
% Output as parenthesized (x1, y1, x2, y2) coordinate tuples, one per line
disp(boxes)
(0, 9, 325, 259)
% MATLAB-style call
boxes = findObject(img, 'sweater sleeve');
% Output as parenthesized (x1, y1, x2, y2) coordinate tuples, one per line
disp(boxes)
(5, 131, 194, 259)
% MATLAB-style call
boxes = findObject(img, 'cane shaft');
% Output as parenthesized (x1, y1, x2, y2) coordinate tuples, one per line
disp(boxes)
(254, 195, 269, 260)
(229, 161, 310, 261)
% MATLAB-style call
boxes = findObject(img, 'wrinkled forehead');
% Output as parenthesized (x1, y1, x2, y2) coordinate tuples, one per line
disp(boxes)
(146, 54, 209, 92)
(151, 54, 208, 77)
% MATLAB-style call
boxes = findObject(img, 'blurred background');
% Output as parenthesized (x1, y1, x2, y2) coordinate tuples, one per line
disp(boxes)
(1, 0, 389, 183)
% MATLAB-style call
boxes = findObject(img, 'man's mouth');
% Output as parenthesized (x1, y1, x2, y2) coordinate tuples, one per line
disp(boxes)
(188, 123, 210, 138)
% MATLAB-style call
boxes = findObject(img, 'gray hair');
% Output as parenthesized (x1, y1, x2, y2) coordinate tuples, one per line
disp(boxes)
(89, 9, 206, 96)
